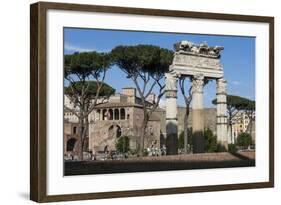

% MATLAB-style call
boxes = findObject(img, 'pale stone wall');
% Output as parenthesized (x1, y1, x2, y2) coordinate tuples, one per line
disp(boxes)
(89, 119, 133, 153)
(158, 108, 217, 137)
(64, 122, 81, 158)
(66, 106, 217, 156)
(88, 105, 161, 154)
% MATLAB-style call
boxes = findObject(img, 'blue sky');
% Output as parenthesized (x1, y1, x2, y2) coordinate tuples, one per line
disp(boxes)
(64, 28, 255, 108)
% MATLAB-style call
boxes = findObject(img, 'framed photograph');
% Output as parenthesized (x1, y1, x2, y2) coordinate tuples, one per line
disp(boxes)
(30, 1, 274, 202)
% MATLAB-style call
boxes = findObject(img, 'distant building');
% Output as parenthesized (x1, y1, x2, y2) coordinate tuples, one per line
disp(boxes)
(231, 111, 255, 143)
(88, 87, 161, 155)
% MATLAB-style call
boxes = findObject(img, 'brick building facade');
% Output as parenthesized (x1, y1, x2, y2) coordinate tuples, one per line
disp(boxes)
(64, 87, 217, 159)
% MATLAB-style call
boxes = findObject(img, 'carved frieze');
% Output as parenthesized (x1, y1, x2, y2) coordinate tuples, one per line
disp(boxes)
(173, 54, 222, 70)
(174, 40, 224, 58)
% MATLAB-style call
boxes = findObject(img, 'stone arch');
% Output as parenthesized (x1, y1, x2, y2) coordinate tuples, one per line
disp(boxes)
(114, 109, 119, 120)
(66, 138, 77, 152)
(108, 125, 114, 138)
(96, 109, 101, 120)
(73, 126, 77, 134)
(102, 109, 107, 120)
(108, 124, 122, 139)
(116, 125, 122, 138)
(108, 109, 113, 120)
(120, 108, 126, 120)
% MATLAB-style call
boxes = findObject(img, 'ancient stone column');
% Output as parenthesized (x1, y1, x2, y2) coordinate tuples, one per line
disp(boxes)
(192, 74, 205, 153)
(165, 72, 178, 155)
(216, 78, 228, 150)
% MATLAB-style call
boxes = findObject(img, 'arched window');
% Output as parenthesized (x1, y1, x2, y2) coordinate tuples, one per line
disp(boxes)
(73, 126, 77, 134)
(102, 109, 107, 120)
(108, 109, 113, 120)
(114, 109, 119, 120)
(116, 125, 122, 138)
(96, 109, 101, 121)
(67, 138, 77, 151)
(127, 114, 130, 120)
(108, 125, 122, 139)
(120, 108, 125, 120)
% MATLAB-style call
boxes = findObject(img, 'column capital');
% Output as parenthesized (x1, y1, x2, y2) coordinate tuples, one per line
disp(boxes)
(192, 73, 204, 93)
(165, 71, 178, 92)
(217, 78, 227, 83)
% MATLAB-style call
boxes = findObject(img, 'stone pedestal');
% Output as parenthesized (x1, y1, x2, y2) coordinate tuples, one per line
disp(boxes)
(192, 74, 205, 153)
(216, 78, 228, 150)
(165, 72, 178, 155)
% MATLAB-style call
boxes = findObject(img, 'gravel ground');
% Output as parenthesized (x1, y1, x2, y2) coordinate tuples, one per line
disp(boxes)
(64, 151, 255, 176)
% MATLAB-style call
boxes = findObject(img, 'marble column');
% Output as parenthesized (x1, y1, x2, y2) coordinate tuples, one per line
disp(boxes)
(192, 74, 205, 153)
(165, 72, 178, 155)
(216, 78, 228, 150)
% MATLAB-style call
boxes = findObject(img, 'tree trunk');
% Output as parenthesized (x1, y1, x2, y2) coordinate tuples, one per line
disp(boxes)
(78, 117, 84, 160)
(183, 107, 190, 154)
(82, 116, 89, 154)
(230, 122, 233, 144)
(139, 111, 149, 156)
(229, 112, 233, 144)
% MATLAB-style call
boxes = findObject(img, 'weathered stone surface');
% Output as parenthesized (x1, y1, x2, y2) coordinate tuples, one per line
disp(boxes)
(174, 40, 224, 59)
(173, 54, 222, 70)
(156, 107, 217, 136)
(165, 72, 178, 155)
(170, 41, 224, 79)
(166, 40, 228, 153)
(216, 78, 228, 149)
(88, 106, 161, 154)
(191, 75, 205, 153)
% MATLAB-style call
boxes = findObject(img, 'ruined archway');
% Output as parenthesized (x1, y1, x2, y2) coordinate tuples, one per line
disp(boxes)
(114, 109, 120, 120)
(165, 40, 228, 154)
(108, 124, 122, 139)
(66, 138, 77, 152)
(120, 108, 126, 120)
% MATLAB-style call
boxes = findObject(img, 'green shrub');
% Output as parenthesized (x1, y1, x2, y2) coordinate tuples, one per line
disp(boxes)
(129, 149, 137, 155)
(116, 136, 130, 153)
(204, 128, 218, 152)
(143, 149, 149, 156)
(178, 128, 193, 149)
(236, 132, 252, 148)
(228, 143, 237, 154)
(178, 132, 184, 149)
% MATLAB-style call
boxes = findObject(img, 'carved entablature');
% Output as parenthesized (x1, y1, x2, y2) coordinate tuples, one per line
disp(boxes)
(170, 40, 224, 79)
(173, 54, 222, 70)
(174, 40, 224, 59)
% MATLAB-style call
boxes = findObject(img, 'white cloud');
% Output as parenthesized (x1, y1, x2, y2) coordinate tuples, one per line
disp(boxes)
(64, 43, 109, 53)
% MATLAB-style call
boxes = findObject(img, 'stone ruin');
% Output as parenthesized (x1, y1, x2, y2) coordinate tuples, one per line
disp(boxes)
(165, 40, 227, 154)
